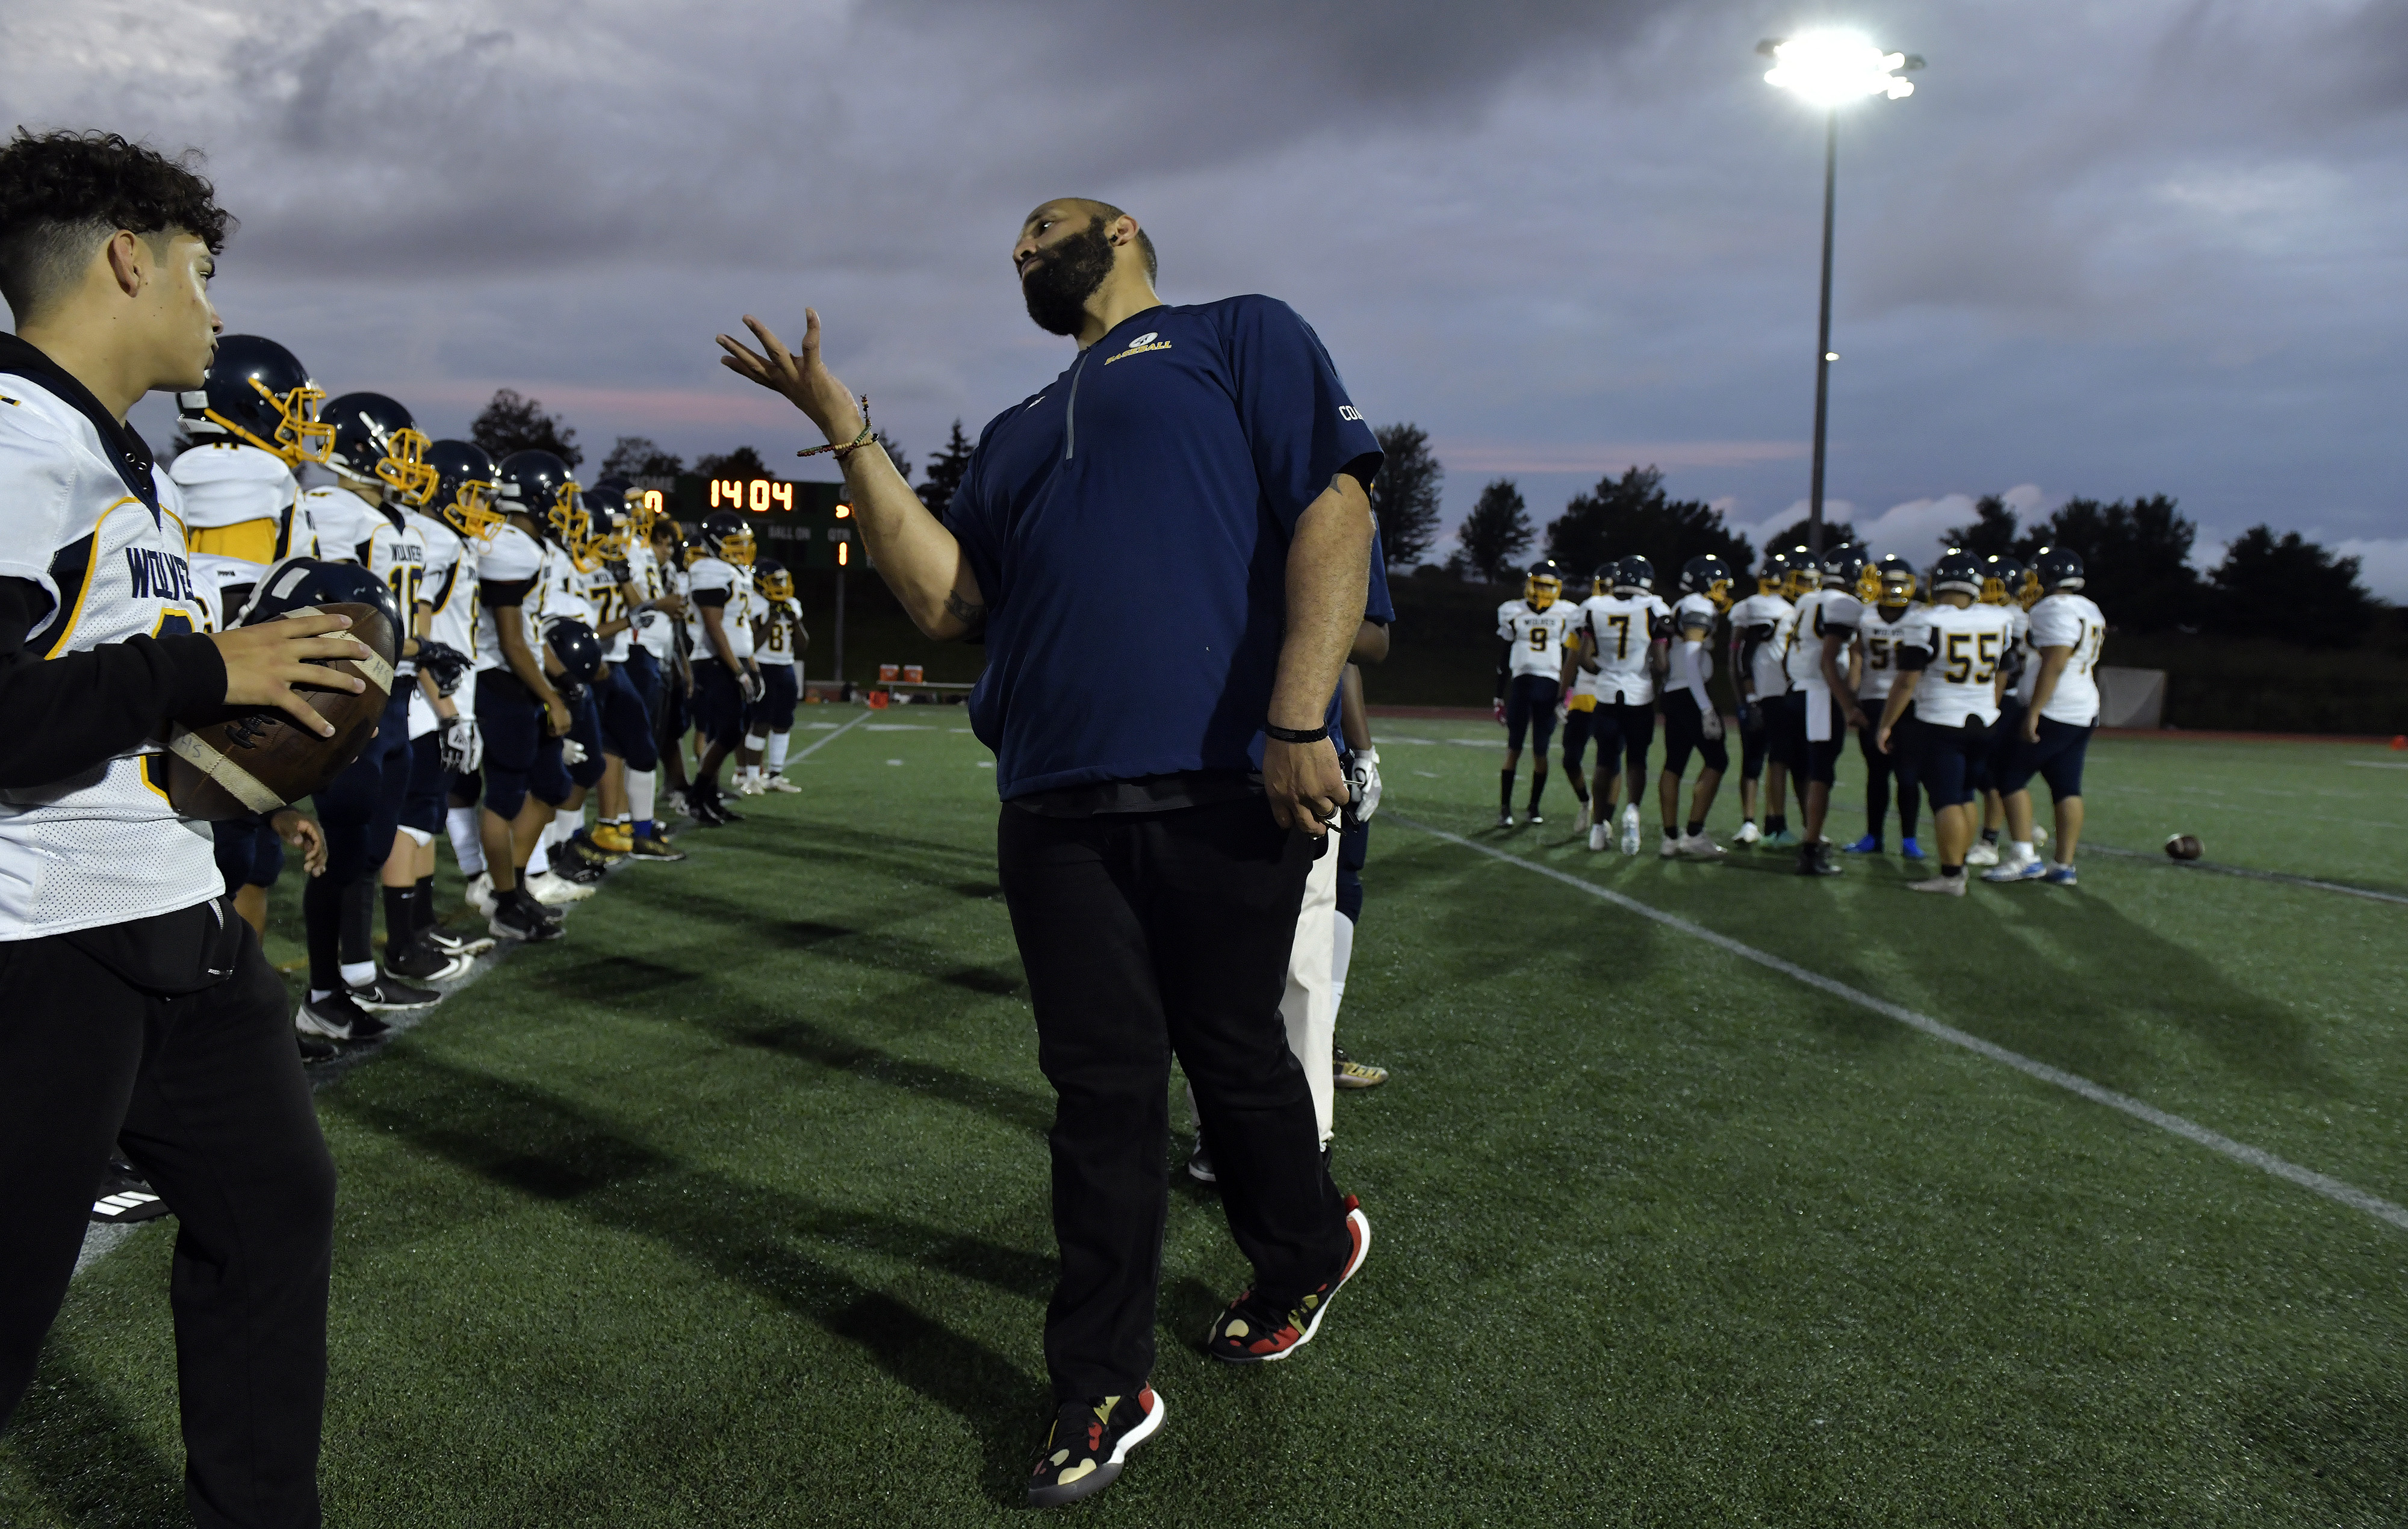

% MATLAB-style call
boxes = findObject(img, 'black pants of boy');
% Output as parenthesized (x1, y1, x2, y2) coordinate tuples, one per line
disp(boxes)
(0, 915, 334, 1529)
(996, 795, 1349, 1402)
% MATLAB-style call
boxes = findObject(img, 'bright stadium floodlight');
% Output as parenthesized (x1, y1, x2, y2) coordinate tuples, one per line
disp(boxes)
(1757, 32, 1923, 561)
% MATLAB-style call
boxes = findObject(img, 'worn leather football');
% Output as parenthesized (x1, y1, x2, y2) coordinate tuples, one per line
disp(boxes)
(2164, 833, 2204, 861)
(164, 601, 398, 820)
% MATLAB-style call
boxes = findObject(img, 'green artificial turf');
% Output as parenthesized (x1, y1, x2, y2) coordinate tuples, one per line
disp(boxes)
(5, 714, 2404, 1526)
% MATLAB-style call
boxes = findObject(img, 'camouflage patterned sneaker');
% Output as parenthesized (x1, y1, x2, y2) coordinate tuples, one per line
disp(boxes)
(1206, 1196, 1370, 1363)
(1026, 1388, 1164, 1509)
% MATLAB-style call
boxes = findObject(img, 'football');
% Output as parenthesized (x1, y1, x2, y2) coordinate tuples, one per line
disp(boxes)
(164, 601, 399, 820)
(2165, 833, 2204, 861)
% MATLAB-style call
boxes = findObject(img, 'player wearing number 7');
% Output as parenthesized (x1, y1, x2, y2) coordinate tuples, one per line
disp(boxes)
(1872, 548, 2015, 896)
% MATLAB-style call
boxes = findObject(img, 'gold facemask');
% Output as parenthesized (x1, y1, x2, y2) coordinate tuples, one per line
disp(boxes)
(439, 477, 506, 543)
(209, 376, 335, 465)
(374, 426, 439, 507)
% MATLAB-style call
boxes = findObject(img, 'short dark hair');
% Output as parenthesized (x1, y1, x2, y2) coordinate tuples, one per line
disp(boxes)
(0, 128, 233, 322)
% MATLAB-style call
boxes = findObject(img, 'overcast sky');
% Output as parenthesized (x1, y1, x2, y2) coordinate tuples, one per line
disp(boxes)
(13, 0, 2406, 593)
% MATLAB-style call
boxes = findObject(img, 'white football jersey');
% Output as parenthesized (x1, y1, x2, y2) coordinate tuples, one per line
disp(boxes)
(1899, 600, 2017, 728)
(1782, 589, 1864, 692)
(170, 441, 312, 617)
(687, 556, 745, 662)
(1854, 604, 1922, 700)
(2025, 592, 2107, 726)
(576, 558, 632, 663)
(1575, 593, 1670, 705)
(1728, 591, 1793, 701)
(297, 483, 383, 564)
(473, 523, 545, 672)
(625, 541, 676, 661)
(758, 595, 806, 669)
(1663, 592, 1720, 701)
(0, 380, 219, 937)
(409, 513, 476, 738)
(1497, 598, 1577, 681)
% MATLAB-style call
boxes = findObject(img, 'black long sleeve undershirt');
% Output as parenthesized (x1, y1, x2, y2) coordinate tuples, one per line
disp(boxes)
(0, 576, 227, 790)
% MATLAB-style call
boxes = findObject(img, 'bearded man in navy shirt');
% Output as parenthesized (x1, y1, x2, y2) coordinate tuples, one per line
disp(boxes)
(719, 199, 1380, 1508)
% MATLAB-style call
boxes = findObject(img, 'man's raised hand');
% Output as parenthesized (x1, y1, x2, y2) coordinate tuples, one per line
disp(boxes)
(715, 311, 862, 445)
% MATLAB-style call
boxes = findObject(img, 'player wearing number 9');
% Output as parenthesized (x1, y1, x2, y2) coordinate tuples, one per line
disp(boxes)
(1872, 548, 2016, 895)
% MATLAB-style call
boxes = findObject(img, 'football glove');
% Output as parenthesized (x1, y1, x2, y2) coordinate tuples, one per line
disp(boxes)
(1700, 706, 1725, 742)
(560, 737, 589, 766)
(439, 715, 483, 774)
(740, 668, 765, 704)
(1492, 698, 1507, 725)
(1345, 747, 1382, 823)
(415, 639, 472, 697)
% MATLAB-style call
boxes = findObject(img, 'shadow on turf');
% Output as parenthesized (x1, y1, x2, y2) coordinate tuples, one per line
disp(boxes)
(321, 1053, 1051, 1504)
(612, 879, 1029, 1004)
(0, 1352, 186, 1527)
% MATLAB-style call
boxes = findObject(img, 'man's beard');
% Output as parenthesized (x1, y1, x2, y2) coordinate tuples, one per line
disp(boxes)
(1020, 219, 1115, 337)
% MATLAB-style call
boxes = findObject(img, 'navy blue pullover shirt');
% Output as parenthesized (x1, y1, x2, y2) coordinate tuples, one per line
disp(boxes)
(946, 296, 1383, 800)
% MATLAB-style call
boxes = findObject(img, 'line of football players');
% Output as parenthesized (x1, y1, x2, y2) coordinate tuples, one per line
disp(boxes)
(1495, 535, 2106, 894)
(162, 335, 810, 1059)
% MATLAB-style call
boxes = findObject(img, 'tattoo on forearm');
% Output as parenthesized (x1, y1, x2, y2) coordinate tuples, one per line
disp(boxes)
(943, 591, 987, 630)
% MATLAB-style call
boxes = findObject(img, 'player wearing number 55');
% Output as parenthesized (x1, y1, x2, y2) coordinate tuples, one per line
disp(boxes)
(718, 195, 1382, 1509)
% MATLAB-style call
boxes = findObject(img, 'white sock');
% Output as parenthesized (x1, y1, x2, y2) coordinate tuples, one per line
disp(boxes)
(768, 733, 790, 772)
(627, 769, 657, 822)
(528, 836, 550, 877)
(1332, 913, 1356, 1016)
(447, 806, 485, 876)
(2012, 840, 2034, 861)
(340, 959, 377, 988)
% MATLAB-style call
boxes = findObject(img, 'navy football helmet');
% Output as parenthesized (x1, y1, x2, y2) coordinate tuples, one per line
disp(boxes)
(179, 335, 333, 465)
(324, 392, 438, 507)
(1979, 552, 2030, 609)
(1756, 547, 1793, 597)
(543, 618, 604, 698)
(1612, 554, 1656, 596)
(2033, 545, 2085, 595)
(1932, 548, 1985, 599)
(234, 555, 404, 640)
(497, 448, 582, 544)
(424, 440, 504, 543)
(756, 559, 793, 602)
(1678, 554, 1735, 611)
(1822, 545, 1871, 600)
(1522, 560, 1563, 611)
(1870, 553, 1917, 608)
(701, 512, 757, 569)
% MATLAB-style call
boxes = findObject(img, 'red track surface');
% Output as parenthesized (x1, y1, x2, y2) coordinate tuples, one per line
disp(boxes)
(1365, 704, 2397, 747)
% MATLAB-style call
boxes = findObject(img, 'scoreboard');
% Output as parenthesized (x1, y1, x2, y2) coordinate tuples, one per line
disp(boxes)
(629, 473, 857, 569)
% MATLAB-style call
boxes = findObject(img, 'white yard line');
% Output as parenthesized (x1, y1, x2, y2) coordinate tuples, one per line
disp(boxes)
(2081, 844, 2408, 907)
(790, 708, 874, 761)
(1392, 815, 2408, 1235)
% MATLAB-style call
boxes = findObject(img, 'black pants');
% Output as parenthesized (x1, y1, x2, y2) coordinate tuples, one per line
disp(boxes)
(1857, 716, 1922, 840)
(998, 797, 1348, 1401)
(0, 917, 334, 1528)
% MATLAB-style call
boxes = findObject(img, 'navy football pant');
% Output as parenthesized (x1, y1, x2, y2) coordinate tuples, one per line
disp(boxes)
(1503, 674, 1559, 753)
(1996, 716, 2091, 801)
(757, 663, 799, 733)
(314, 689, 414, 885)
(212, 816, 283, 889)
(1916, 715, 1994, 809)
(690, 662, 746, 751)
(594, 662, 658, 771)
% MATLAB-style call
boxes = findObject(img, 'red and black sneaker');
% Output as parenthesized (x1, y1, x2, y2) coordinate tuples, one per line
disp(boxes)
(1026, 1387, 1165, 1509)
(1206, 1195, 1370, 1363)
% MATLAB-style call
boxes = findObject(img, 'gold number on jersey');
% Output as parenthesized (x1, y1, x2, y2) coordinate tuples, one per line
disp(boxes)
(1608, 613, 1631, 660)
(1866, 636, 1891, 671)
(1528, 624, 1550, 652)
(386, 565, 420, 615)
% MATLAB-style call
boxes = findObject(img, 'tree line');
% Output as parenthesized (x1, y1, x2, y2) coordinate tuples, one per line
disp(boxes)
(467, 391, 2383, 650)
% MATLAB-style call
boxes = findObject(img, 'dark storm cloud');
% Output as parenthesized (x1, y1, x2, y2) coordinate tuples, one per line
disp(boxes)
(12, 0, 2408, 593)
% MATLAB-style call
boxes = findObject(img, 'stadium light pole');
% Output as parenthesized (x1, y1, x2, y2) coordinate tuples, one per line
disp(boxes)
(1758, 32, 1923, 562)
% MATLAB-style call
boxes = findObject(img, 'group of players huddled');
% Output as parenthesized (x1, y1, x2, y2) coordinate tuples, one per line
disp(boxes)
(1494, 535, 2106, 894)
(163, 337, 811, 1059)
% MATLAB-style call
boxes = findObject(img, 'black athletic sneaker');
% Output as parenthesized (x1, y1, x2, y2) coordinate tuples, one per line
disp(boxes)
(426, 924, 497, 960)
(1027, 1389, 1165, 1509)
(557, 854, 610, 886)
(383, 933, 463, 982)
(1207, 1196, 1370, 1363)
(491, 889, 566, 943)
(352, 975, 442, 1012)
(298, 1032, 337, 1064)
(628, 835, 686, 861)
(1186, 1142, 1217, 1185)
(1799, 840, 1843, 876)
(89, 1161, 173, 1225)
(565, 827, 620, 866)
(296, 989, 391, 1042)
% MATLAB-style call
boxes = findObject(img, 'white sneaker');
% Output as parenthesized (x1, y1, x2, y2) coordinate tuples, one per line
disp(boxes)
(526, 870, 595, 905)
(1965, 841, 2000, 867)
(1571, 803, 1592, 836)
(1619, 804, 1642, 856)
(1733, 820, 1762, 846)
(1909, 873, 1969, 896)
(465, 872, 498, 916)
(1677, 832, 1727, 861)
(763, 774, 802, 793)
(1497, 810, 1514, 829)
(1587, 821, 1610, 852)
(1658, 833, 1680, 859)
(736, 776, 763, 796)
(1982, 855, 2047, 884)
